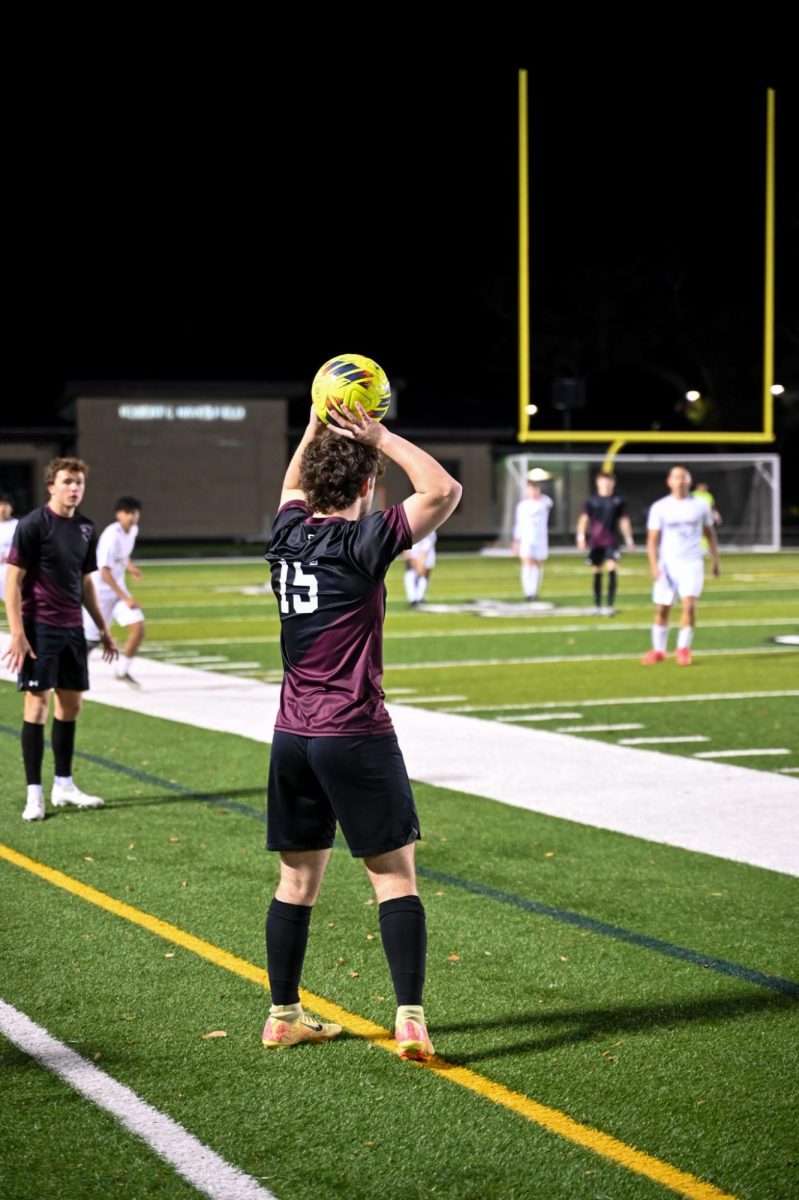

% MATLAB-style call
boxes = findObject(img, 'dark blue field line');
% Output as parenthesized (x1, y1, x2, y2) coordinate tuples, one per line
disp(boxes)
(2, 723, 797, 999)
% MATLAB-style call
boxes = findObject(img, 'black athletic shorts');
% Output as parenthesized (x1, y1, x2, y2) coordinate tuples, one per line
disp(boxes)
(267, 730, 420, 858)
(587, 546, 621, 567)
(17, 621, 90, 693)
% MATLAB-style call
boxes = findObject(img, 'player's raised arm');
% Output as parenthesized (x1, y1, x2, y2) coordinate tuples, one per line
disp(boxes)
(279, 406, 325, 507)
(327, 403, 462, 540)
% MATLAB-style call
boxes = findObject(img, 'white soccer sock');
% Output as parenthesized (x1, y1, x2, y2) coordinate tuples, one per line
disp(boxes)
(119, 656, 134, 674)
(269, 1001, 303, 1022)
(27, 784, 43, 801)
(396, 1004, 425, 1026)
(652, 625, 669, 653)
(677, 626, 694, 650)
(404, 569, 417, 603)
(415, 576, 429, 602)
(527, 566, 541, 598)
(520, 566, 531, 596)
(54, 775, 73, 789)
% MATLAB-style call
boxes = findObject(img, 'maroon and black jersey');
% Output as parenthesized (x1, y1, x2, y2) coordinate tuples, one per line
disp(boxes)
(8, 506, 98, 628)
(582, 493, 628, 550)
(265, 500, 412, 736)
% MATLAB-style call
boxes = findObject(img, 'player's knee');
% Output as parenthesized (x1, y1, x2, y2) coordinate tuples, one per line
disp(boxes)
(55, 693, 82, 720)
(24, 692, 50, 724)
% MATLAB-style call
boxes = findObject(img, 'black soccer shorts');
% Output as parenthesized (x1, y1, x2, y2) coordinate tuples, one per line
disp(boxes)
(17, 621, 90, 693)
(267, 730, 421, 858)
(587, 546, 621, 567)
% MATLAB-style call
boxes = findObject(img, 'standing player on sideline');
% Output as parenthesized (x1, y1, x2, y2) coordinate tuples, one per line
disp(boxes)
(261, 402, 461, 1059)
(642, 465, 719, 666)
(576, 472, 635, 615)
(403, 530, 436, 606)
(1, 459, 118, 820)
(0, 493, 19, 603)
(512, 473, 553, 601)
(83, 497, 145, 686)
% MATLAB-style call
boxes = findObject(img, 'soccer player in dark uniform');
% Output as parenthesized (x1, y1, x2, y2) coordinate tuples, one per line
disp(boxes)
(261, 402, 461, 1060)
(575, 472, 635, 615)
(1, 458, 118, 821)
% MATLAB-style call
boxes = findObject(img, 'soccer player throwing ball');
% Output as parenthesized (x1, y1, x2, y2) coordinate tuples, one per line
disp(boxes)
(642, 465, 719, 666)
(261, 402, 461, 1059)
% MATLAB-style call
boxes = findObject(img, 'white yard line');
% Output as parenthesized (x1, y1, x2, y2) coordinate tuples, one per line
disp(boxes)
(443, 690, 799, 714)
(141, 616, 799, 647)
(694, 749, 791, 759)
(620, 736, 711, 746)
(0, 1000, 276, 1200)
(384, 647, 798, 671)
(554, 723, 644, 733)
(496, 712, 584, 723)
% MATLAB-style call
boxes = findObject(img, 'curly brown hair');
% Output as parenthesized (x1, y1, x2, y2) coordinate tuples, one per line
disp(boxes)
(299, 432, 384, 514)
(44, 457, 89, 485)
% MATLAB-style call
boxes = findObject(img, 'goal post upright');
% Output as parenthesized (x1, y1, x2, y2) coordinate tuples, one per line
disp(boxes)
(516, 83, 777, 450)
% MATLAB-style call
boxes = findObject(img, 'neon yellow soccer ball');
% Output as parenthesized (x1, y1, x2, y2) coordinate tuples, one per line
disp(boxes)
(311, 354, 392, 424)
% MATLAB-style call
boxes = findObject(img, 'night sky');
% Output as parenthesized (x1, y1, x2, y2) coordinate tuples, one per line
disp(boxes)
(11, 43, 797, 469)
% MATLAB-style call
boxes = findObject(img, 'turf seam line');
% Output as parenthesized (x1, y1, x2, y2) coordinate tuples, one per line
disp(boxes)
(0, 999, 276, 1200)
(2, 722, 794, 999)
(0, 844, 740, 1200)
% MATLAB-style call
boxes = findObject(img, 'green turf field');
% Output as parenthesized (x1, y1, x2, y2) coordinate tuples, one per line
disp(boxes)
(1, 552, 797, 1199)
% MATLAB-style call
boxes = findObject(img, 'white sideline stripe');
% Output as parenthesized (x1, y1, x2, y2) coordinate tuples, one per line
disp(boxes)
(694, 749, 791, 759)
(443, 690, 799, 713)
(141, 615, 799, 647)
(0, 1000, 276, 1200)
(3, 648, 796, 875)
(620, 736, 711, 746)
(384, 647, 798, 672)
(395, 695, 468, 705)
(496, 712, 584, 723)
(779, 767, 799, 774)
(555, 723, 644, 733)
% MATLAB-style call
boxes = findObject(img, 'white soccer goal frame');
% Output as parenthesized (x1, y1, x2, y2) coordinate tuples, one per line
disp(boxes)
(499, 453, 782, 551)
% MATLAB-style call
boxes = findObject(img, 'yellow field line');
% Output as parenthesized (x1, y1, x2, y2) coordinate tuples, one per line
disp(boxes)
(1, 842, 739, 1200)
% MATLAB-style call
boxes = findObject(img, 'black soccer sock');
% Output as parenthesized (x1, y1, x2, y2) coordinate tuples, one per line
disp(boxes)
(608, 571, 618, 607)
(265, 898, 313, 1005)
(52, 718, 77, 778)
(379, 894, 427, 1006)
(593, 573, 602, 607)
(21, 722, 45, 786)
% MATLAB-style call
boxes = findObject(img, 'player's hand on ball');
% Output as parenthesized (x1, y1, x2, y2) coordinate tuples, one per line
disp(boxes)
(326, 401, 386, 447)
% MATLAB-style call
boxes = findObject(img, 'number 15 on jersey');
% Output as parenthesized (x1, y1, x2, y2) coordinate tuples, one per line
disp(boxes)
(277, 560, 319, 614)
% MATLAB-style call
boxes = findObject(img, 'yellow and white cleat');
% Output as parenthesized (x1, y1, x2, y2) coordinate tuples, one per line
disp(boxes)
(261, 1011, 342, 1049)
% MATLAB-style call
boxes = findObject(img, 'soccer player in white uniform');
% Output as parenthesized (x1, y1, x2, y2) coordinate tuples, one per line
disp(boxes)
(403, 530, 436, 606)
(83, 497, 146, 685)
(512, 476, 553, 600)
(643, 466, 719, 666)
(0, 493, 19, 602)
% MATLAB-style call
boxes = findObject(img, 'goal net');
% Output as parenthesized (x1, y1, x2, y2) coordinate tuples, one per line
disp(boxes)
(498, 453, 781, 551)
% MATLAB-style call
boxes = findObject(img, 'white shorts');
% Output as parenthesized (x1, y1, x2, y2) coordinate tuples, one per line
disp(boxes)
(409, 546, 436, 570)
(653, 560, 704, 606)
(83, 593, 145, 641)
(519, 540, 548, 562)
